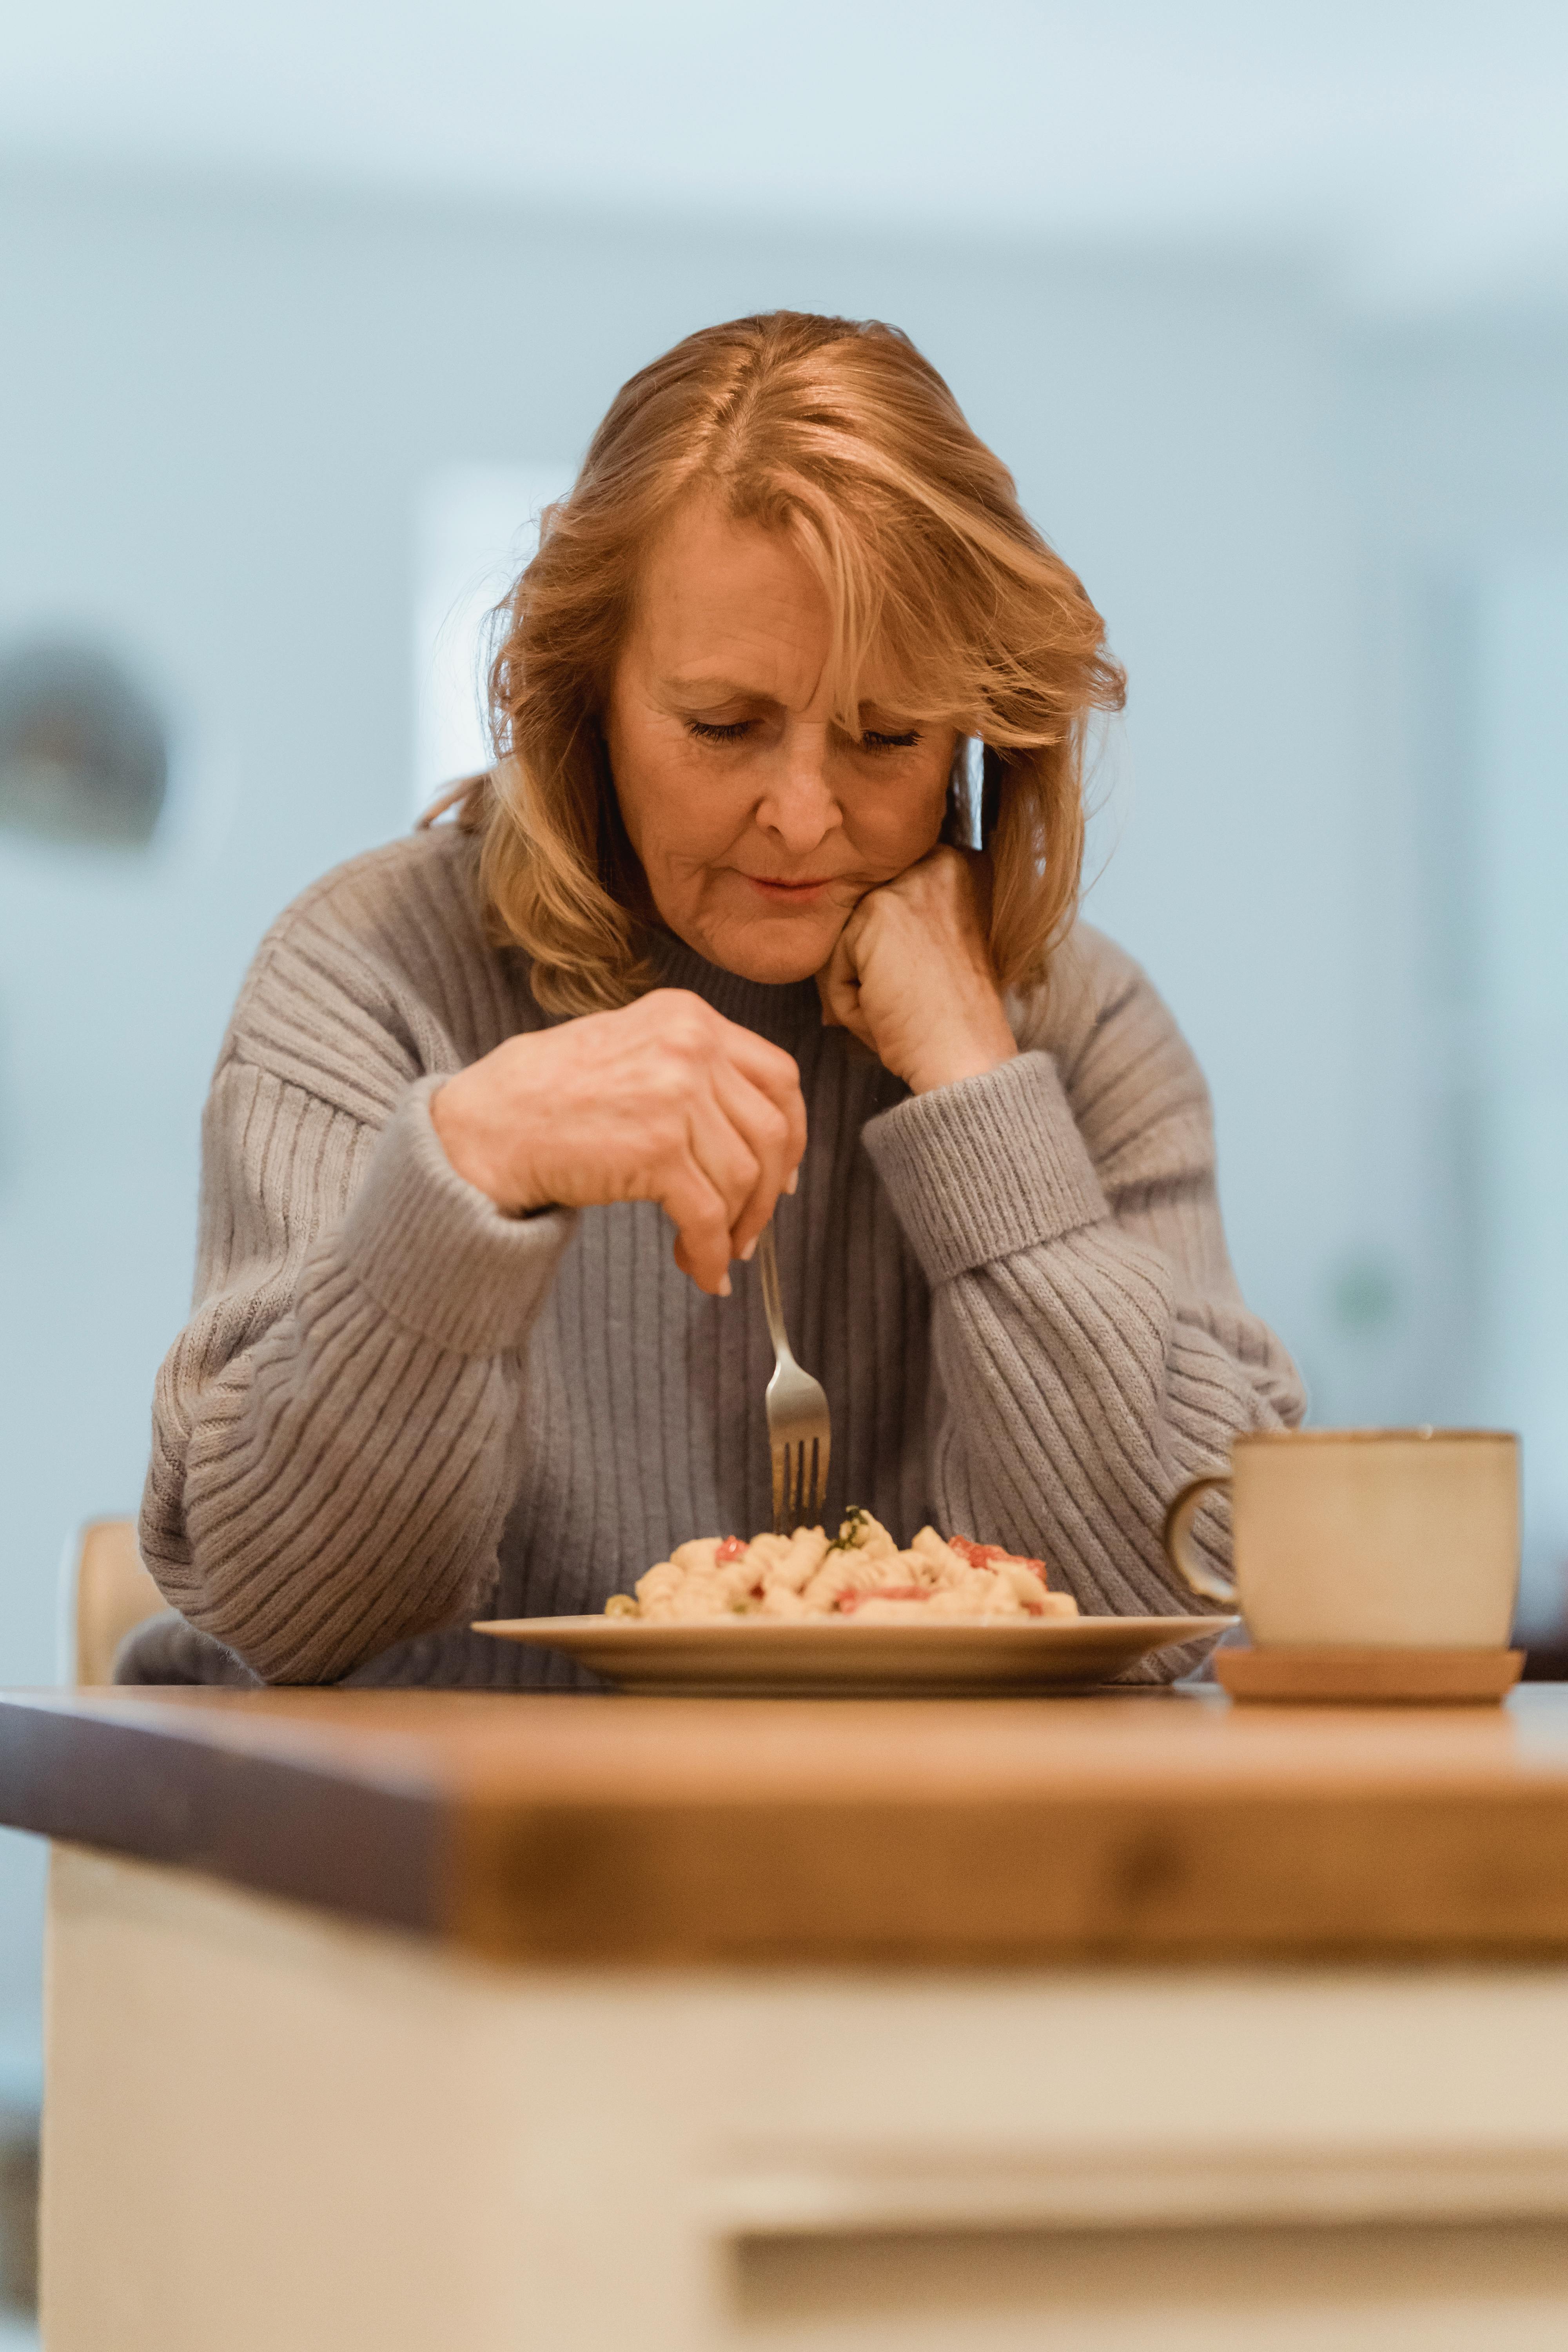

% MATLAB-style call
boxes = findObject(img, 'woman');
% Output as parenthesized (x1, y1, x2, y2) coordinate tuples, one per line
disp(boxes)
(130, 310, 1302, 1689)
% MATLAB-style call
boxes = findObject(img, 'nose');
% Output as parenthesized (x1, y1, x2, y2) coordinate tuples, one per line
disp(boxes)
(755, 722, 842, 855)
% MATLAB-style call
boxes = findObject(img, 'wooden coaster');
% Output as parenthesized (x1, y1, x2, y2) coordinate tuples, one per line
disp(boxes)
(1214, 1644, 1524, 1706)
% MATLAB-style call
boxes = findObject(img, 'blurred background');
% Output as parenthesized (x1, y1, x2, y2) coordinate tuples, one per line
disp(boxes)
(2, 2, 1568, 2322)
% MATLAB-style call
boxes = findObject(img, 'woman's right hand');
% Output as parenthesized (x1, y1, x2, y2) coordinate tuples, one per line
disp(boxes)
(429, 989, 806, 1296)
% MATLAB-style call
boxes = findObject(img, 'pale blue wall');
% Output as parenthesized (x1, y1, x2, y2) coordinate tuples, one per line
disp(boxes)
(1346, 320, 1568, 1518)
(1, 172, 1566, 2059)
(1472, 566, 1568, 1552)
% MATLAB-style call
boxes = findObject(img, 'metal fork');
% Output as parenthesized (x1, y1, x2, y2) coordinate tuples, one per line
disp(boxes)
(755, 1221, 833, 1535)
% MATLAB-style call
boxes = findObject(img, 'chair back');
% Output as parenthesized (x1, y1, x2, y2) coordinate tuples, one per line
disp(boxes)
(64, 1519, 166, 1686)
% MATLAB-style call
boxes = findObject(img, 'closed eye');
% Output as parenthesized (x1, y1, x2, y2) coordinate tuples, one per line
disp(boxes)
(685, 718, 920, 750)
(687, 719, 753, 743)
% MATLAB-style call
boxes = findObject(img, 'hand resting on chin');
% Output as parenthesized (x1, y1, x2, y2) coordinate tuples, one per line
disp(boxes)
(815, 843, 1018, 1096)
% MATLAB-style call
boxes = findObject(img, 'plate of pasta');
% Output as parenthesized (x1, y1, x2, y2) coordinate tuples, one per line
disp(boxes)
(474, 1509, 1233, 1696)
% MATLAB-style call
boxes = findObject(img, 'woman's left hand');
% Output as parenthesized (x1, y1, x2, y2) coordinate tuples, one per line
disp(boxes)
(816, 845, 1019, 1094)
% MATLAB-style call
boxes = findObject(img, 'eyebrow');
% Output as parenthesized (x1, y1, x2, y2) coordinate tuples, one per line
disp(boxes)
(663, 675, 777, 703)
(663, 675, 911, 719)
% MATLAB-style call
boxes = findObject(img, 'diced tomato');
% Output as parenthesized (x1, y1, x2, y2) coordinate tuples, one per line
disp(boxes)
(950, 1536, 1004, 1568)
(950, 1534, 1051, 1585)
(716, 1536, 747, 1563)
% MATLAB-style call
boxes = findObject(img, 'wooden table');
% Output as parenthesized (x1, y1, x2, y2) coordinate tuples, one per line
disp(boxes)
(9, 1683, 1568, 2349)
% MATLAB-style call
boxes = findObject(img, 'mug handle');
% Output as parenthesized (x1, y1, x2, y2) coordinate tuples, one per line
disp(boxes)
(1161, 1474, 1238, 1608)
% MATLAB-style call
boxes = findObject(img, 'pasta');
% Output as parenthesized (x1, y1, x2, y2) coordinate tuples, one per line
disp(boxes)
(604, 1507, 1080, 1625)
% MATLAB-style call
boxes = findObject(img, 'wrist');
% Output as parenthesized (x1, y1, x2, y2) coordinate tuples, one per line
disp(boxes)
(904, 1019, 1019, 1096)
(430, 1077, 542, 1215)
(902, 1040, 1025, 1091)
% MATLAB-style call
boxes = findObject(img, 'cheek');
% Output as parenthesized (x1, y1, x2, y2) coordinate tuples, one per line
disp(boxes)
(612, 734, 752, 881)
(850, 759, 951, 862)
(607, 706, 691, 860)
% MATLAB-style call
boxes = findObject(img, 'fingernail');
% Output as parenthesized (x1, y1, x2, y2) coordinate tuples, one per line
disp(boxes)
(739, 1237, 758, 1262)
(785, 1169, 799, 1195)
(719, 1274, 732, 1298)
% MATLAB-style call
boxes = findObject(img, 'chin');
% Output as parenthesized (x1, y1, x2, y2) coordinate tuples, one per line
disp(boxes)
(698, 910, 841, 986)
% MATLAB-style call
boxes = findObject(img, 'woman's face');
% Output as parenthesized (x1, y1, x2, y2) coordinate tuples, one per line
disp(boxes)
(604, 494, 958, 984)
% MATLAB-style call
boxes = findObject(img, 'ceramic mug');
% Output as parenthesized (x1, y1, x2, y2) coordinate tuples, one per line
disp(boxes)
(1162, 1428, 1520, 1648)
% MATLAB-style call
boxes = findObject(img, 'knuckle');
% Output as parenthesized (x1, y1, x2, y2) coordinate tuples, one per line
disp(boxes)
(648, 1048, 694, 1100)
(669, 1017, 709, 1062)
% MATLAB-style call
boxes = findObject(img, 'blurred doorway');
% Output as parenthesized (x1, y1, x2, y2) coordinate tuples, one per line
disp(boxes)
(412, 465, 569, 817)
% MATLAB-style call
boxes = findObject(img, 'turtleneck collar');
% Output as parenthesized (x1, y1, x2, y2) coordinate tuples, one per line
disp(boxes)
(645, 926, 826, 1051)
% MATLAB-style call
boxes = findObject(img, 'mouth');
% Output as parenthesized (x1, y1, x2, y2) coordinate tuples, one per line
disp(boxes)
(742, 874, 837, 905)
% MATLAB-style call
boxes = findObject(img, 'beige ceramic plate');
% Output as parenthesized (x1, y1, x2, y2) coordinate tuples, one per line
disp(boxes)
(471, 1612, 1236, 1696)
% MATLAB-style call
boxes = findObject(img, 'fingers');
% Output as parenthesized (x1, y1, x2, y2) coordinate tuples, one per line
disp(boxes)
(660, 1147, 744, 1296)
(815, 909, 877, 1052)
(684, 1060, 806, 1272)
(557, 989, 813, 1296)
(709, 1023, 807, 1247)
(711, 1063, 795, 1259)
(657, 1056, 805, 1289)
(881, 842, 990, 943)
(645, 991, 806, 1183)
(720, 1024, 809, 1179)
(668, 1081, 793, 1292)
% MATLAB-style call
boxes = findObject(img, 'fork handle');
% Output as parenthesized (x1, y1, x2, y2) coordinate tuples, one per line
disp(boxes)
(755, 1223, 794, 1363)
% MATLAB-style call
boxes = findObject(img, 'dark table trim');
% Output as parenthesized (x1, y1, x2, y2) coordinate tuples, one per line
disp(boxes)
(0, 1696, 450, 1938)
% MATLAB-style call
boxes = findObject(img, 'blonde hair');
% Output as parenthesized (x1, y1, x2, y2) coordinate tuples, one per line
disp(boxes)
(449, 311, 1124, 1015)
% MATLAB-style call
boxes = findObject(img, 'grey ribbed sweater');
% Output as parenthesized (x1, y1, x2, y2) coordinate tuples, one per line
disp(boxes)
(131, 823, 1304, 1689)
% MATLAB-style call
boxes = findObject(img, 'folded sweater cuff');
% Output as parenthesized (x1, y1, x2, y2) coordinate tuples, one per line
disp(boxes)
(338, 1076, 576, 1356)
(862, 1049, 1107, 1283)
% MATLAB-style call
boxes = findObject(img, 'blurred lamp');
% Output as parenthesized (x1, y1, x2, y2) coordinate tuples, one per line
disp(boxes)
(0, 640, 167, 848)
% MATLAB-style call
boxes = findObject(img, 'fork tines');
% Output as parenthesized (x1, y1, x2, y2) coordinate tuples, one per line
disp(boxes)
(772, 1436, 830, 1537)
(755, 1222, 833, 1536)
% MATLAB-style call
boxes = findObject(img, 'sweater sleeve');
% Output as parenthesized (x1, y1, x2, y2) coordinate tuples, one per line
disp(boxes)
(861, 990, 1304, 1629)
(139, 1062, 575, 1683)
